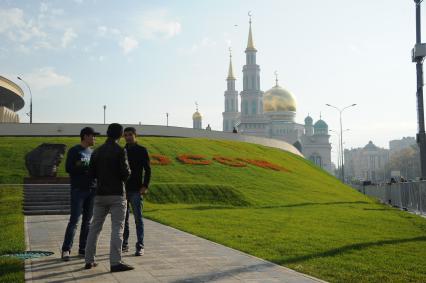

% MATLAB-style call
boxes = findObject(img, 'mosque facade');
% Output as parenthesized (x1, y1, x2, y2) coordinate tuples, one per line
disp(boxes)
(193, 17, 333, 174)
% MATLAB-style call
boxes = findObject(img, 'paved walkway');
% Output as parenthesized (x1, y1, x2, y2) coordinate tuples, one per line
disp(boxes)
(25, 215, 326, 283)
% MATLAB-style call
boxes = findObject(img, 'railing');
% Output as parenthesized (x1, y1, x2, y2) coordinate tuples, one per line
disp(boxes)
(353, 182, 426, 216)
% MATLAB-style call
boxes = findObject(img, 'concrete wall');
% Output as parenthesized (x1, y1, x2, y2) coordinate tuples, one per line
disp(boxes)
(0, 123, 302, 157)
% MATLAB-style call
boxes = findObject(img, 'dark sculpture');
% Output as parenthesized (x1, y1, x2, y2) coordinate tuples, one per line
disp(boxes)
(25, 143, 67, 177)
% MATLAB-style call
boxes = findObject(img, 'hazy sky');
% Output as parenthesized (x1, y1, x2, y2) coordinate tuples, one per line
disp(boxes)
(0, 0, 422, 160)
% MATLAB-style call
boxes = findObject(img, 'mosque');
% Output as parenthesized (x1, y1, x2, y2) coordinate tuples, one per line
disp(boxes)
(192, 16, 333, 174)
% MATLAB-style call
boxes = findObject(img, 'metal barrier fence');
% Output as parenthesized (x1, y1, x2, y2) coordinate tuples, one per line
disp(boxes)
(353, 182, 426, 216)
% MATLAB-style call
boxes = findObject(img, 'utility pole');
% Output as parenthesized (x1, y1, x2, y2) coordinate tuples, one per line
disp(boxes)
(326, 104, 356, 182)
(329, 129, 341, 178)
(166, 112, 169, 126)
(413, 0, 426, 179)
(103, 105, 106, 124)
(339, 112, 344, 181)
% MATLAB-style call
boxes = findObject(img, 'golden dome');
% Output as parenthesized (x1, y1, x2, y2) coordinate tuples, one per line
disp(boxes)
(192, 111, 202, 120)
(263, 84, 297, 112)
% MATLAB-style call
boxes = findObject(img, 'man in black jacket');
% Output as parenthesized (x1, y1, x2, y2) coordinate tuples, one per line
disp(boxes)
(84, 123, 134, 272)
(122, 127, 151, 256)
(61, 127, 98, 261)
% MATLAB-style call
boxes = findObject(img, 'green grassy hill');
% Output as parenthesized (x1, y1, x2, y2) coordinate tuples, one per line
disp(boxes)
(1, 136, 426, 283)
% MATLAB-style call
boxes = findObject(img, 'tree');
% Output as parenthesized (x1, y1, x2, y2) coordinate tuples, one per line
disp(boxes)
(387, 145, 421, 180)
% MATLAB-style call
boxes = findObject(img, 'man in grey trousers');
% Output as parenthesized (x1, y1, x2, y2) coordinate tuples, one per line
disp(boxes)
(85, 123, 134, 272)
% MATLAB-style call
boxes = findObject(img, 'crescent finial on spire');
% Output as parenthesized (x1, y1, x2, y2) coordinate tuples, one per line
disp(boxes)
(246, 11, 256, 51)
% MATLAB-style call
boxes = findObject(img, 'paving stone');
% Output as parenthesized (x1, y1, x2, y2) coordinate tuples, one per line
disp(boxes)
(25, 215, 326, 283)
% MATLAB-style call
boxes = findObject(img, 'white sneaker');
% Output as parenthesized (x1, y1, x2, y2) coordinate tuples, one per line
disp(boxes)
(61, 250, 70, 261)
(135, 248, 144, 256)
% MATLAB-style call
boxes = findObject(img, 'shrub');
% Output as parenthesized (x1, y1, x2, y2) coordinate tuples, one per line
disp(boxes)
(146, 183, 249, 206)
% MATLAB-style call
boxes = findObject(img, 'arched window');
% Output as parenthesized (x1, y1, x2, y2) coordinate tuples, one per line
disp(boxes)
(251, 101, 257, 114)
(243, 100, 249, 114)
(316, 156, 322, 167)
(309, 154, 322, 167)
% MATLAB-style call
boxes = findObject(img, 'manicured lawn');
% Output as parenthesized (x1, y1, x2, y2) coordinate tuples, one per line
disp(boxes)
(1, 136, 426, 282)
(0, 187, 24, 283)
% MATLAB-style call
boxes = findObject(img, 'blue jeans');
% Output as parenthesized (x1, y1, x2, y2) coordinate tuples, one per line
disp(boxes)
(62, 188, 95, 253)
(123, 191, 144, 250)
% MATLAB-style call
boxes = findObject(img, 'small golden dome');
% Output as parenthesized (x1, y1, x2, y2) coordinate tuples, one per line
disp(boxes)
(192, 111, 202, 120)
(263, 84, 297, 112)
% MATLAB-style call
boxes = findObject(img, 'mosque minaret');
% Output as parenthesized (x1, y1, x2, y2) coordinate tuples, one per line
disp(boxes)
(196, 14, 332, 173)
(222, 48, 240, 132)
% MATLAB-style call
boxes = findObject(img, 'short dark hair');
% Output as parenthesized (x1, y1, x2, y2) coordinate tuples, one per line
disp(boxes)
(124, 127, 137, 135)
(107, 123, 123, 140)
(80, 127, 99, 141)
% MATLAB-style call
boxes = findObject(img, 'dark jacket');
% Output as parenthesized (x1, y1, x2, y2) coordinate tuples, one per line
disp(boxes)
(65, 145, 96, 190)
(125, 143, 151, 191)
(89, 138, 131, 195)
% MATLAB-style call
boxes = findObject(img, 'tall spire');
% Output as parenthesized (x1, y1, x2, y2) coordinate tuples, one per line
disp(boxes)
(274, 71, 279, 86)
(246, 11, 257, 52)
(227, 47, 235, 80)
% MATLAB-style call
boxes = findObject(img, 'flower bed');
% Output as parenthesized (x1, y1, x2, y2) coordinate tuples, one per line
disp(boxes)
(236, 158, 291, 172)
(151, 153, 290, 172)
(176, 154, 212, 165)
(213, 156, 247, 167)
(150, 154, 172, 165)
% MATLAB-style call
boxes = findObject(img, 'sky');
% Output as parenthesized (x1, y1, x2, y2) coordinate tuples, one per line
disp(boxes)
(0, 0, 423, 162)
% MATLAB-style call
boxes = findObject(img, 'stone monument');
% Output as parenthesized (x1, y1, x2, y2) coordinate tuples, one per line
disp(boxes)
(23, 143, 70, 215)
(25, 143, 67, 178)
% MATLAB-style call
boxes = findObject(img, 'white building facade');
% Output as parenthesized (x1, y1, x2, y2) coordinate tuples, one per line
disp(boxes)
(344, 141, 390, 183)
(220, 17, 333, 174)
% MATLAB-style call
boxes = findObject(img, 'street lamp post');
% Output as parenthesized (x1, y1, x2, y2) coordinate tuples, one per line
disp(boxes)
(326, 104, 356, 182)
(330, 128, 350, 180)
(17, 76, 32, 124)
(329, 129, 342, 178)
(413, 0, 426, 179)
(103, 105, 106, 124)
